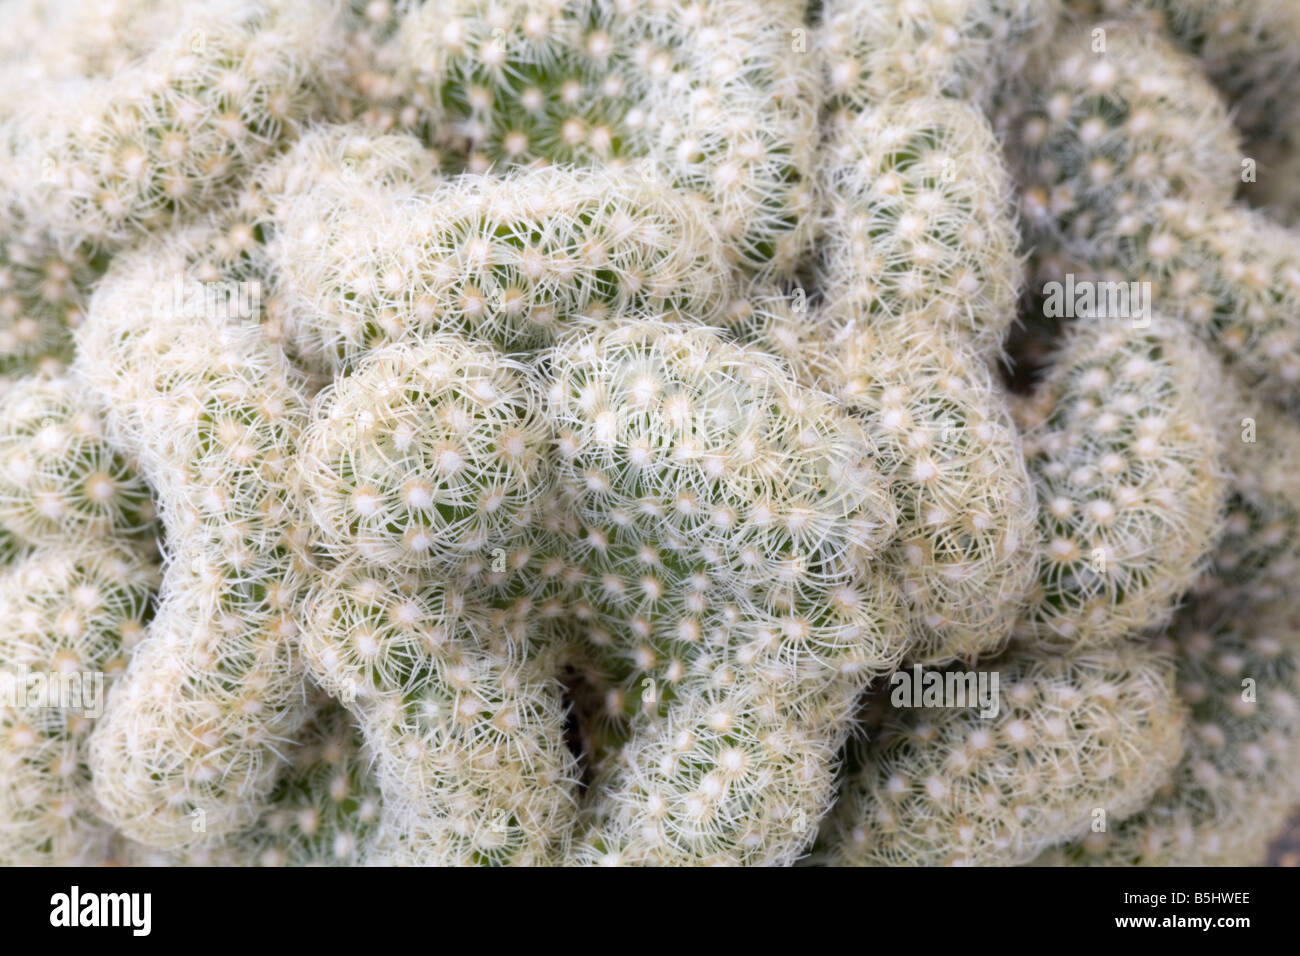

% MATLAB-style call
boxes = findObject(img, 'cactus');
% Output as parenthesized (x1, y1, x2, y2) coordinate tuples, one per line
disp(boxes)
(298, 336, 553, 573)
(220, 691, 382, 866)
(293, 321, 582, 864)
(8, 0, 348, 251)
(1191, 376, 1300, 615)
(544, 320, 907, 864)
(1015, 25, 1242, 244)
(766, 93, 1040, 665)
(0, 0, 1297, 869)
(1039, 596, 1300, 866)
(0, 375, 156, 547)
(298, 559, 580, 865)
(383, 0, 819, 276)
(1012, 316, 1224, 649)
(817, 96, 1023, 359)
(741, 308, 1040, 667)
(818, 0, 1063, 114)
(123, 692, 382, 866)
(270, 153, 728, 375)
(823, 641, 1187, 866)
(1063, 0, 1300, 148)
(786, 8, 1047, 667)
(76, 230, 316, 850)
(851, 329, 1040, 666)
(1013, 24, 1300, 412)
(0, 210, 104, 381)
(0, 540, 159, 866)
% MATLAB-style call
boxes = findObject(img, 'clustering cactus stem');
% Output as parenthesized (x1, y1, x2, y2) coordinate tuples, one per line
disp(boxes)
(817, 96, 1024, 359)
(76, 230, 317, 849)
(270, 149, 728, 374)
(1190, 373, 1300, 616)
(299, 559, 580, 865)
(783, 85, 1040, 665)
(298, 336, 554, 574)
(744, 308, 1040, 666)
(8, 0, 348, 252)
(385, 0, 820, 276)
(0, 541, 159, 865)
(824, 642, 1187, 867)
(1012, 316, 1225, 649)
(818, 0, 1063, 114)
(546, 320, 906, 864)
(0, 375, 155, 547)
(123, 690, 382, 867)
(1014, 23, 1300, 413)
(0, 210, 103, 384)
(1039, 595, 1300, 866)
(1063, 0, 1300, 149)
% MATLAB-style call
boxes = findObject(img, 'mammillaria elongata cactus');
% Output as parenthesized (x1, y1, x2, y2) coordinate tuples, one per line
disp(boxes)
(1013, 23, 1300, 412)
(0, 541, 159, 865)
(549, 320, 905, 864)
(386, 0, 819, 276)
(270, 154, 729, 372)
(0, 375, 155, 547)
(0, 0, 1296, 867)
(6, 0, 349, 251)
(1012, 316, 1224, 649)
(1039, 594, 1300, 866)
(76, 231, 317, 849)
(824, 642, 1187, 866)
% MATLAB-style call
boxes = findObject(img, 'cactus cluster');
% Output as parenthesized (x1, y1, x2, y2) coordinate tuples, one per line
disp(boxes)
(75, 229, 319, 849)
(1038, 594, 1300, 866)
(1012, 21, 1300, 412)
(1012, 317, 1224, 648)
(0, 0, 1297, 867)
(549, 320, 904, 864)
(825, 642, 1187, 867)
(380, 0, 820, 275)
(298, 335, 554, 572)
(0, 542, 159, 865)
(0, 375, 156, 545)
(4, 0, 348, 250)
(121, 693, 382, 866)
(269, 140, 727, 371)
